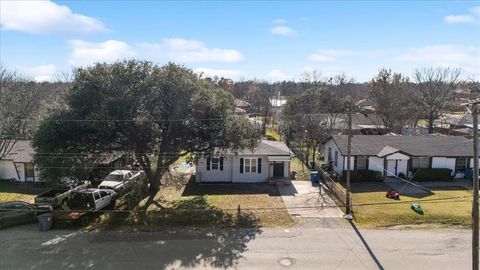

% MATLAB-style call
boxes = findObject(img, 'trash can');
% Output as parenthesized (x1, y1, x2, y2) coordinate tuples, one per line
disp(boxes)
(310, 171, 318, 183)
(38, 213, 53, 232)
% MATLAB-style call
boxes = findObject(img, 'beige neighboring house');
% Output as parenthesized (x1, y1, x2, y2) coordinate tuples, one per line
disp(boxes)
(0, 140, 42, 183)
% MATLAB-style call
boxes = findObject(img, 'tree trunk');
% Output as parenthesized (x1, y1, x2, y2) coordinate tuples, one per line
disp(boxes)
(312, 147, 317, 168)
(428, 112, 435, 134)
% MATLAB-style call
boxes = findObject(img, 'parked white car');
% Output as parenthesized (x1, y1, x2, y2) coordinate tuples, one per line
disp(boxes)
(68, 189, 117, 211)
(98, 170, 141, 192)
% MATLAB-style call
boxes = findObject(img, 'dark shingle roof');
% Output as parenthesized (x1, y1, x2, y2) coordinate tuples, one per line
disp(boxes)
(330, 135, 474, 157)
(227, 139, 292, 156)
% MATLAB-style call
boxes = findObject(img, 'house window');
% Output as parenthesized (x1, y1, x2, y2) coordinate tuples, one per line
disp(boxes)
(455, 157, 468, 172)
(328, 147, 332, 162)
(356, 156, 367, 170)
(412, 157, 429, 169)
(211, 158, 220, 170)
(24, 163, 35, 182)
(334, 151, 338, 167)
(244, 158, 257, 173)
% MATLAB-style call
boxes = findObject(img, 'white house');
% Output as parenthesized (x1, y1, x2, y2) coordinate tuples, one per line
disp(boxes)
(196, 139, 292, 183)
(0, 140, 42, 182)
(324, 135, 478, 179)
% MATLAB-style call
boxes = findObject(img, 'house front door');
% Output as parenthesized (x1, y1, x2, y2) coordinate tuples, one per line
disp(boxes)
(386, 160, 397, 177)
(273, 162, 284, 178)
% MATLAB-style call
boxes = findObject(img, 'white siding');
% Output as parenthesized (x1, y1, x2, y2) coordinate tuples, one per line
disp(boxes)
(232, 156, 269, 183)
(196, 155, 288, 183)
(344, 156, 354, 170)
(385, 153, 409, 160)
(0, 160, 18, 180)
(196, 156, 233, 182)
(432, 157, 456, 171)
(0, 161, 43, 182)
(469, 158, 480, 168)
(368, 157, 384, 174)
(324, 139, 343, 175)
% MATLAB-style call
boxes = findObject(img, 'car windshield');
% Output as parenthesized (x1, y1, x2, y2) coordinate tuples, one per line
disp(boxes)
(105, 174, 124, 182)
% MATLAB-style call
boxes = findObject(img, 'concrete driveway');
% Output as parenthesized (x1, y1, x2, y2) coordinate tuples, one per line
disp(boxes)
(277, 181, 343, 218)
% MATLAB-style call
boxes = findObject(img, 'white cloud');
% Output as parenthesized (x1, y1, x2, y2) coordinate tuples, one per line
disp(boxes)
(266, 69, 288, 81)
(272, 19, 287, 24)
(194, 68, 243, 79)
(398, 45, 480, 74)
(68, 38, 244, 66)
(0, 0, 106, 35)
(309, 49, 354, 62)
(270, 26, 297, 37)
(444, 15, 475, 24)
(18, 64, 57, 82)
(138, 38, 244, 63)
(68, 40, 134, 66)
(471, 6, 480, 15)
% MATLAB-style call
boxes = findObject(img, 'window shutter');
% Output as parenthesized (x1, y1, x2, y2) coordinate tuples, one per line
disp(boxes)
(240, 158, 244, 173)
(258, 158, 262, 174)
(207, 157, 211, 171)
(220, 157, 224, 171)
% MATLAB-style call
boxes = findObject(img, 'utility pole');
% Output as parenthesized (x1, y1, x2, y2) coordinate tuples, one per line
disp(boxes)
(464, 98, 480, 270)
(346, 102, 352, 216)
(473, 103, 479, 270)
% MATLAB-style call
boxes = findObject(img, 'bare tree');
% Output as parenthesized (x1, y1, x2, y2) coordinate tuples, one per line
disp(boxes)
(0, 66, 44, 158)
(413, 67, 461, 133)
(299, 70, 323, 86)
(281, 87, 342, 167)
(369, 68, 414, 133)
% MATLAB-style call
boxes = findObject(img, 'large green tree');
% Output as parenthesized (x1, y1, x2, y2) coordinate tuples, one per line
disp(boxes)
(34, 61, 260, 193)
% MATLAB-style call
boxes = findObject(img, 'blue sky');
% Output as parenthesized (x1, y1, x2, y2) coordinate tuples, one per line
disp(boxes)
(1, 1, 479, 82)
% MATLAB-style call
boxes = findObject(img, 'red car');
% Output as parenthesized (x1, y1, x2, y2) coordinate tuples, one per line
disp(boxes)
(386, 190, 400, 200)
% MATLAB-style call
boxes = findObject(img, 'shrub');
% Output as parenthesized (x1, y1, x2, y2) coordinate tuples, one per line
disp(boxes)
(342, 170, 383, 182)
(412, 168, 453, 181)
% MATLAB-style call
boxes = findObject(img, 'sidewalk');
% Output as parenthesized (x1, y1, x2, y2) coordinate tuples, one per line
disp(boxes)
(277, 181, 344, 218)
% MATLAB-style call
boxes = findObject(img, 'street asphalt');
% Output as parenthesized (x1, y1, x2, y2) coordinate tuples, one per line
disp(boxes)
(0, 218, 473, 270)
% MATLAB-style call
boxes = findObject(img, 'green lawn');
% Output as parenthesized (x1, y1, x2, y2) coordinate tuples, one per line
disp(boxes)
(0, 181, 48, 203)
(349, 182, 473, 228)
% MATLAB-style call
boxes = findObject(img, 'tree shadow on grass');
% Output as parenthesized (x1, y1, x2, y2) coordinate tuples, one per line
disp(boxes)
(181, 178, 280, 196)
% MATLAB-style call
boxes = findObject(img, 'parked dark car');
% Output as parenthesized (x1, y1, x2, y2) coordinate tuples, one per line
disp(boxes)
(0, 201, 50, 229)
